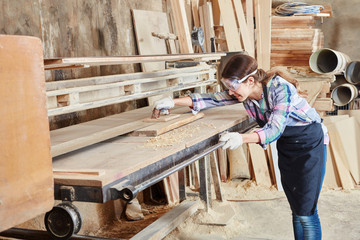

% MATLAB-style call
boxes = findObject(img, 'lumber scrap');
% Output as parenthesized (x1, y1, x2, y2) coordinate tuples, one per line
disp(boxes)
(130, 200, 199, 240)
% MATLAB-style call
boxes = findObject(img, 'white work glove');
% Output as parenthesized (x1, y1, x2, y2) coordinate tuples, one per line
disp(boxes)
(219, 132, 243, 150)
(154, 97, 175, 110)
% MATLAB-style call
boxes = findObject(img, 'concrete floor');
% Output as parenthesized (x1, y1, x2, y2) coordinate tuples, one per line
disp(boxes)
(164, 180, 360, 240)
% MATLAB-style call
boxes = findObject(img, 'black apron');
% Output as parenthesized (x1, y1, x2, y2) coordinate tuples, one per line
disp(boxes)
(254, 84, 324, 216)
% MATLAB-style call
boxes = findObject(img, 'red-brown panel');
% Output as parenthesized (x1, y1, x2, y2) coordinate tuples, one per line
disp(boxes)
(0, 35, 54, 231)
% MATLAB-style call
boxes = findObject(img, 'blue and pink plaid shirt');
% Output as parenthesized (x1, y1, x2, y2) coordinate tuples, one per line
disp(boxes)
(189, 75, 329, 148)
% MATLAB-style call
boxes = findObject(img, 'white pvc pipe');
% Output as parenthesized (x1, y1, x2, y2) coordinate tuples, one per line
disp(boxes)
(344, 61, 360, 85)
(309, 48, 350, 75)
(331, 83, 360, 106)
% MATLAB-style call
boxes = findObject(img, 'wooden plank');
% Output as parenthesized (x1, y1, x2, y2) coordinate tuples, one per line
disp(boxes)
(53, 169, 105, 176)
(0, 35, 53, 232)
(143, 114, 181, 122)
(269, 141, 283, 191)
(218, 0, 243, 51)
(199, 156, 212, 211)
(163, 172, 180, 205)
(132, 9, 169, 72)
(228, 145, 250, 179)
(327, 127, 355, 190)
(254, 0, 272, 70)
(51, 116, 153, 157)
(247, 143, 272, 187)
(201, 2, 215, 53)
(329, 117, 360, 183)
(170, 0, 194, 53)
(313, 98, 334, 112)
(191, 0, 201, 28)
(232, 0, 254, 57)
(217, 148, 228, 182)
(323, 145, 342, 189)
(210, 151, 223, 201)
(44, 53, 225, 70)
(131, 112, 205, 137)
(245, 0, 255, 55)
(130, 200, 199, 240)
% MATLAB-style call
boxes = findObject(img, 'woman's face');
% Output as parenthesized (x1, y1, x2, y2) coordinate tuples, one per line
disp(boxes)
(227, 78, 253, 101)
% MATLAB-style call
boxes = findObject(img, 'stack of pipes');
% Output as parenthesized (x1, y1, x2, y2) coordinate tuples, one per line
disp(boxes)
(309, 48, 360, 109)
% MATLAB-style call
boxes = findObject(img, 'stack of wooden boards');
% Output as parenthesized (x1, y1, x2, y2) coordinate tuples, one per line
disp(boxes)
(168, 1, 332, 71)
(270, 16, 325, 68)
(168, 0, 271, 69)
(322, 111, 360, 190)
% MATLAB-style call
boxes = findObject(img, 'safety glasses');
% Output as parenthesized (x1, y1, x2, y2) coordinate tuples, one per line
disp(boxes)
(221, 69, 258, 91)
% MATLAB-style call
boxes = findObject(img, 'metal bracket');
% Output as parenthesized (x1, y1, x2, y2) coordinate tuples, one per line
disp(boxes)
(60, 186, 76, 202)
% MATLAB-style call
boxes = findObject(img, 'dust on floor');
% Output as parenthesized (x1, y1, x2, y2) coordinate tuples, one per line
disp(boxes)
(94, 179, 360, 240)
(163, 180, 360, 240)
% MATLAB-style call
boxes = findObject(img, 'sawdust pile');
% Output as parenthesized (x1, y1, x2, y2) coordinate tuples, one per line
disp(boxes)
(144, 122, 216, 149)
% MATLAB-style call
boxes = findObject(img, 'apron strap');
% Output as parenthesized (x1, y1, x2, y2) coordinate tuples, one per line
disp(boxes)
(254, 83, 271, 127)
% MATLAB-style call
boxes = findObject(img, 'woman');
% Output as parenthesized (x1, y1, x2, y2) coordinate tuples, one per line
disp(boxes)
(154, 54, 328, 240)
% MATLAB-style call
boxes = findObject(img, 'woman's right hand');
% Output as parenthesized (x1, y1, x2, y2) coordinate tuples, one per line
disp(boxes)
(154, 97, 175, 110)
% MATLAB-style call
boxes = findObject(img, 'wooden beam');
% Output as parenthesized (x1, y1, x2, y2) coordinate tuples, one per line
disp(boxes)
(254, 0, 271, 70)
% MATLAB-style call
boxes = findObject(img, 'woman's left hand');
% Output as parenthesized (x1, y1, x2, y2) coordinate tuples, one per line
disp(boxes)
(219, 132, 243, 150)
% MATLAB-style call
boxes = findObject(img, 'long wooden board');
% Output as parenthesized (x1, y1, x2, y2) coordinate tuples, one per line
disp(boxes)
(44, 53, 225, 70)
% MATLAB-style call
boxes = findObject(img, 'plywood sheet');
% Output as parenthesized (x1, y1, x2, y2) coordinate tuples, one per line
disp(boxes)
(0, 35, 53, 232)
(132, 9, 169, 74)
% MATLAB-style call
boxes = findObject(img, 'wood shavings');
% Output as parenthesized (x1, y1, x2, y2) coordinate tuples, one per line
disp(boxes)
(144, 124, 202, 150)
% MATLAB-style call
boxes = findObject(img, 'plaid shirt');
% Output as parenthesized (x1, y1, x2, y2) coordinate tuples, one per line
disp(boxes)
(189, 75, 329, 147)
